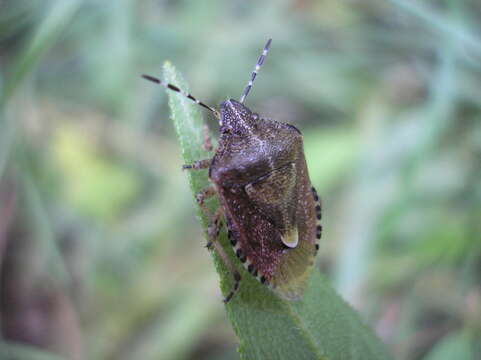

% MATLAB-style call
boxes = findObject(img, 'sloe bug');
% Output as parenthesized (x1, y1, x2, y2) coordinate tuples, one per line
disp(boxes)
(142, 39, 322, 302)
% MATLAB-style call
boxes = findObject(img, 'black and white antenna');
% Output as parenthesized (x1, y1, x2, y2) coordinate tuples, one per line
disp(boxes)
(141, 74, 220, 118)
(239, 38, 272, 104)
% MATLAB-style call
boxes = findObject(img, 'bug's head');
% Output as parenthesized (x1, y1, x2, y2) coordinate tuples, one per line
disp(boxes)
(219, 99, 259, 135)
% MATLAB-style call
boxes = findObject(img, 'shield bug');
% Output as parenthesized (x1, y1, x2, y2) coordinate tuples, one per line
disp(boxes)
(142, 39, 322, 302)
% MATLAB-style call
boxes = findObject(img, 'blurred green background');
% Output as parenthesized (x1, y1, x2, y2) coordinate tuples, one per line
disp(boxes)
(1, 0, 480, 359)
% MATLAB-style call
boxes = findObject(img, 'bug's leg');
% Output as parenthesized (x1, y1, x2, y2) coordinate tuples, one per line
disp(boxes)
(206, 206, 223, 249)
(223, 268, 241, 303)
(182, 159, 211, 170)
(194, 185, 218, 248)
(202, 205, 242, 303)
(191, 185, 242, 302)
(202, 124, 213, 152)
(209, 238, 241, 303)
(194, 185, 217, 216)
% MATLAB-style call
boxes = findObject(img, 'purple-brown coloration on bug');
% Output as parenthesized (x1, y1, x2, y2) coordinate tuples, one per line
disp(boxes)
(210, 99, 319, 299)
(142, 39, 322, 302)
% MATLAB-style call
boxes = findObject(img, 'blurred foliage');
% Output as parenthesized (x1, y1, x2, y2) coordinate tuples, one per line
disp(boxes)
(0, 0, 480, 359)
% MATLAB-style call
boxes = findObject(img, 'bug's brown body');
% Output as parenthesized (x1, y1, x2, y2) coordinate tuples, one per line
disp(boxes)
(208, 100, 320, 299)
(142, 39, 322, 302)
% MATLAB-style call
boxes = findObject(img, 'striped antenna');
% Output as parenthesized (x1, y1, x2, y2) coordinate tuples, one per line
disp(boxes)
(142, 74, 220, 118)
(239, 38, 272, 104)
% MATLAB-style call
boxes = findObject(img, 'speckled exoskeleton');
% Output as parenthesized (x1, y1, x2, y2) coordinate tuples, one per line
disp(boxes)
(142, 39, 322, 302)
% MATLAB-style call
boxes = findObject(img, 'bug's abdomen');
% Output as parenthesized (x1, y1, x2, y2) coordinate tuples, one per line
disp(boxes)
(221, 188, 285, 284)
(219, 152, 318, 300)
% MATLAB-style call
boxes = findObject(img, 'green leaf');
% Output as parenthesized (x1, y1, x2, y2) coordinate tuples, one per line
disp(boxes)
(422, 331, 476, 360)
(162, 62, 391, 360)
